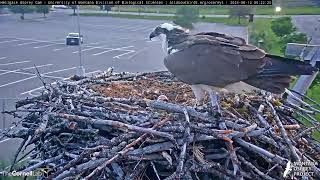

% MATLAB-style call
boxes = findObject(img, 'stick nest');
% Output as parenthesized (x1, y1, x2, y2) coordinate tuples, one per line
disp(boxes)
(1, 68, 320, 180)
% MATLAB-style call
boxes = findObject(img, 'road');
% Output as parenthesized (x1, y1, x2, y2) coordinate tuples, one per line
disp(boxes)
(292, 15, 320, 44)
(0, 11, 247, 162)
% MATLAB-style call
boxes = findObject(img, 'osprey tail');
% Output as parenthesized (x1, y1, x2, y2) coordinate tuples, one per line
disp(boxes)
(244, 54, 318, 94)
(258, 54, 318, 77)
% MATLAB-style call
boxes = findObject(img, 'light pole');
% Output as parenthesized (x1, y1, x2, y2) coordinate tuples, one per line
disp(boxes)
(76, 5, 85, 77)
(274, 6, 281, 18)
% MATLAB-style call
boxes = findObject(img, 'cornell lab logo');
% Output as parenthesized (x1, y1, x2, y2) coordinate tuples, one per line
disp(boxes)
(283, 161, 292, 178)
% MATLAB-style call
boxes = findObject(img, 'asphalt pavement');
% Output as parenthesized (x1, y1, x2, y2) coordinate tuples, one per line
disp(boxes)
(0, 10, 247, 161)
(292, 15, 320, 44)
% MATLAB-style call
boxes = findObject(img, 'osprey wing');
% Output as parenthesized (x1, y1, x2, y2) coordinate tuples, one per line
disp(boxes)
(164, 34, 266, 87)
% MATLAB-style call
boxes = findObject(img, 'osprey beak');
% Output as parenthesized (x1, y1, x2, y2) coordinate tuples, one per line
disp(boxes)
(149, 31, 157, 40)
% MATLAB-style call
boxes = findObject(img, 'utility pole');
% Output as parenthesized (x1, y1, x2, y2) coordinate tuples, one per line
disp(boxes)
(76, 5, 85, 77)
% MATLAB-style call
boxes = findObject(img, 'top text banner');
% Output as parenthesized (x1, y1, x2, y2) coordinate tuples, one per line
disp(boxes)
(0, 0, 272, 5)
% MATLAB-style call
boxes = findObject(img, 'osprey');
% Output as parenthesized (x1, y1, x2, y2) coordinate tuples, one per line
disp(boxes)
(149, 23, 318, 109)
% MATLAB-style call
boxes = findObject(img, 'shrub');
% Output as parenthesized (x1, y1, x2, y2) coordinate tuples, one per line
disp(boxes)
(174, 6, 199, 29)
(35, 5, 50, 17)
(8, 5, 34, 20)
(271, 17, 296, 37)
(280, 32, 308, 54)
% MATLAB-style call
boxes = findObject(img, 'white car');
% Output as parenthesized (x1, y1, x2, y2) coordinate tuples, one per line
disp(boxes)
(66, 33, 83, 45)
(52, 5, 69, 9)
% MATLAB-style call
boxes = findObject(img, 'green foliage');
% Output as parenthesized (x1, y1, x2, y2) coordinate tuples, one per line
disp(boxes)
(310, 74, 320, 88)
(271, 17, 296, 37)
(280, 32, 308, 54)
(270, 17, 308, 55)
(35, 5, 50, 17)
(228, 6, 252, 24)
(8, 5, 34, 19)
(174, 6, 199, 29)
(97, 5, 112, 11)
(249, 19, 281, 55)
(250, 31, 273, 51)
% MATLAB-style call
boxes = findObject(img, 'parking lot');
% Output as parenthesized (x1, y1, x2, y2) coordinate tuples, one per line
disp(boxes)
(0, 10, 247, 160)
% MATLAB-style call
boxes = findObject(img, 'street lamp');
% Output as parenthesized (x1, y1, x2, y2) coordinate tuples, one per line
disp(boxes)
(275, 6, 282, 13)
(76, 5, 85, 77)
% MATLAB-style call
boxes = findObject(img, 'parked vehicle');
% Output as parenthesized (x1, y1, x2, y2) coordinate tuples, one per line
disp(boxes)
(52, 5, 69, 9)
(66, 33, 83, 45)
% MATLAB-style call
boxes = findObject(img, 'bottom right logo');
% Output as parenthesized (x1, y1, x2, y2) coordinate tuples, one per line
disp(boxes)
(283, 160, 318, 178)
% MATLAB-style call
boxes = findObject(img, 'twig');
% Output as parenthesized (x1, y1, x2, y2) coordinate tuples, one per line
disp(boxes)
(266, 100, 301, 162)
(151, 161, 161, 180)
(84, 116, 172, 179)
(238, 155, 276, 180)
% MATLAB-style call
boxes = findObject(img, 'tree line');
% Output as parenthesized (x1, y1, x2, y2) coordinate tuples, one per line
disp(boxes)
(0, 5, 78, 20)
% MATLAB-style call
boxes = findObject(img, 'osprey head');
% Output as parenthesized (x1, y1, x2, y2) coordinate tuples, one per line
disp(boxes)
(149, 23, 189, 40)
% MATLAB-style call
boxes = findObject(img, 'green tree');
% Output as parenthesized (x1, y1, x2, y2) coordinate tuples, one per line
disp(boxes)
(70, 5, 77, 15)
(97, 5, 112, 12)
(271, 17, 296, 37)
(228, 6, 252, 24)
(174, 6, 199, 29)
(8, 5, 34, 20)
(35, 5, 50, 18)
(280, 32, 308, 54)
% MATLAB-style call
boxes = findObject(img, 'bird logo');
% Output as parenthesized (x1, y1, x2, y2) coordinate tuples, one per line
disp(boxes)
(35, 167, 51, 177)
(283, 161, 293, 178)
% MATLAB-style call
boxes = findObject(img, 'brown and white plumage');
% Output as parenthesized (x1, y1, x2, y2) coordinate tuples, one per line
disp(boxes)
(149, 23, 318, 105)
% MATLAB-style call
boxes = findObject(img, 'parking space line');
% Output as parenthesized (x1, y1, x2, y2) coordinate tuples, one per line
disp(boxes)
(21, 70, 102, 96)
(53, 47, 67, 51)
(0, 61, 30, 66)
(72, 45, 115, 54)
(0, 67, 76, 88)
(55, 42, 101, 52)
(113, 50, 135, 59)
(125, 25, 145, 31)
(33, 43, 61, 49)
(92, 46, 134, 56)
(72, 47, 98, 53)
(126, 46, 151, 59)
(143, 28, 154, 33)
(0, 57, 7, 60)
(0, 39, 21, 44)
(131, 26, 155, 32)
(16, 41, 44, 46)
(0, 64, 53, 76)
(0, 68, 63, 79)
(85, 42, 101, 45)
(15, 37, 65, 44)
